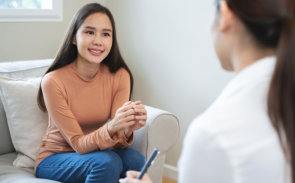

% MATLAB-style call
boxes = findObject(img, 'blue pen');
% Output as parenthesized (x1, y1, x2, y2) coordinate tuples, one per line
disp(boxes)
(137, 148, 160, 179)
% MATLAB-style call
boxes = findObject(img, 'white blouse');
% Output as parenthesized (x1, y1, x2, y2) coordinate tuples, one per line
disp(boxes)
(178, 57, 290, 183)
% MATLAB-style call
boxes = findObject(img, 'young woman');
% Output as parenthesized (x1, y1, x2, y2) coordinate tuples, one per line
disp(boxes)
(120, 0, 295, 182)
(35, 3, 146, 183)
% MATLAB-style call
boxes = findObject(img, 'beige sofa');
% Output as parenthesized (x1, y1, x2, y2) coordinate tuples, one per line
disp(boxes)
(0, 59, 179, 183)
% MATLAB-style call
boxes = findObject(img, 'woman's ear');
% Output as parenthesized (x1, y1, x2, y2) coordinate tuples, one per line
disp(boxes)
(219, 1, 235, 33)
(72, 37, 77, 45)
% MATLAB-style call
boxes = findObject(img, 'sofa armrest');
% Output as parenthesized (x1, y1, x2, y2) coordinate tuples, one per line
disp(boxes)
(131, 105, 179, 183)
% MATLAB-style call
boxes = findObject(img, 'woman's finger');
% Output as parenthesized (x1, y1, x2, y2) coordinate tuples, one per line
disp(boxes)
(139, 120, 146, 126)
(119, 171, 152, 183)
(123, 101, 132, 106)
(122, 108, 136, 118)
(118, 104, 135, 114)
(124, 103, 135, 110)
(123, 120, 136, 128)
(117, 114, 136, 124)
(127, 171, 141, 178)
(134, 100, 142, 105)
(134, 103, 144, 108)
(134, 104, 146, 110)
(125, 114, 136, 122)
(134, 108, 147, 114)
(119, 178, 139, 183)
(135, 115, 147, 121)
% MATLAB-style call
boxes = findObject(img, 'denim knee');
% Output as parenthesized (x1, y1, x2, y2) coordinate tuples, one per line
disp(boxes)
(113, 147, 146, 172)
(127, 149, 145, 171)
(86, 150, 123, 182)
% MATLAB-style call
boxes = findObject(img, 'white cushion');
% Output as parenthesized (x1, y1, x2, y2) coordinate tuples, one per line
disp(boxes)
(0, 77, 48, 168)
(0, 60, 51, 155)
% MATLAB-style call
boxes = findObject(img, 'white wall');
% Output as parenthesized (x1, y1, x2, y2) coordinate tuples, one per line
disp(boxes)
(105, 0, 234, 169)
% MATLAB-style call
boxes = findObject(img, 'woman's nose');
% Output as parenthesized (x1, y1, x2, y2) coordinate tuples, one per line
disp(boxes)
(93, 35, 103, 45)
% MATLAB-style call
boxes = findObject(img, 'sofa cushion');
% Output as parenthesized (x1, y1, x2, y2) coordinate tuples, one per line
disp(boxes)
(0, 77, 48, 168)
(0, 97, 14, 155)
(0, 153, 59, 183)
(0, 59, 53, 156)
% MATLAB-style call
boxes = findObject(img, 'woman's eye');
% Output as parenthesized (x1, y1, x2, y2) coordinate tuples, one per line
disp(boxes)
(86, 31, 94, 35)
(103, 32, 111, 37)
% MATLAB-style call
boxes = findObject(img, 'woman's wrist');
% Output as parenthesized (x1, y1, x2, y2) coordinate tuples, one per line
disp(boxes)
(107, 122, 116, 137)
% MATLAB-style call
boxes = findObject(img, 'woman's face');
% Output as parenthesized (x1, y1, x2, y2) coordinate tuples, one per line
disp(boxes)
(73, 12, 113, 65)
(211, 5, 234, 71)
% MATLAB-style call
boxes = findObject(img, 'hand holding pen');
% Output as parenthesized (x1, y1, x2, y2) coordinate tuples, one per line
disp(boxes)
(119, 148, 159, 183)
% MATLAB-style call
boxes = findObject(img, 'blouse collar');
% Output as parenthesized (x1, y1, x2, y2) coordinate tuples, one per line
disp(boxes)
(220, 56, 276, 98)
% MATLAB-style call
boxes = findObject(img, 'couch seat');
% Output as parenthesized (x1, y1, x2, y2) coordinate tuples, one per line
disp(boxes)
(0, 153, 59, 183)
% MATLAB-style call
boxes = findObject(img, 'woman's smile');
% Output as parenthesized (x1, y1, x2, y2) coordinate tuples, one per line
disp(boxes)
(88, 48, 104, 56)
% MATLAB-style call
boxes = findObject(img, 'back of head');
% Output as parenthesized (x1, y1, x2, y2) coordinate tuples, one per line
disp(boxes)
(219, 0, 295, 182)
(223, 0, 291, 48)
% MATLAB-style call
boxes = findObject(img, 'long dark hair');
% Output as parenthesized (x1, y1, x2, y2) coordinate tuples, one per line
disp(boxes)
(217, 0, 295, 182)
(37, 3, 134, 111)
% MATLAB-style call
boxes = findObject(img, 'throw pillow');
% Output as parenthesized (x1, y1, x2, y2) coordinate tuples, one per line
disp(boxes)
(0, 77, 48, 168)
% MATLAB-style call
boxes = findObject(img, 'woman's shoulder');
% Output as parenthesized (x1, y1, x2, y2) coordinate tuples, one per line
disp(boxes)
(101, 65, 129, 80)
(115, 67, 129, 79)
(42, 65, 72, 86)
(102, 64, 128, 75)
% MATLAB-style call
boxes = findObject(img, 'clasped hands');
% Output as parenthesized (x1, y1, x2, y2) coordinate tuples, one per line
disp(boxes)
(107, 101, 147, 138)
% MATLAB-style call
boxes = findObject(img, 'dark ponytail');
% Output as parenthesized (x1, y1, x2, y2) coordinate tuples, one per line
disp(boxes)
(268, 16, 295, 182)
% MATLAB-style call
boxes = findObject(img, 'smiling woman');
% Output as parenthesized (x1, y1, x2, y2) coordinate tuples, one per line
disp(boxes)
(34, 3, 147, 183)
(0, 0, 62, 22)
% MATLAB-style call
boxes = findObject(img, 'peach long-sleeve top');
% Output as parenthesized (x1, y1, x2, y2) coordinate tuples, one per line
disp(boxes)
(34, 63, 133, 171)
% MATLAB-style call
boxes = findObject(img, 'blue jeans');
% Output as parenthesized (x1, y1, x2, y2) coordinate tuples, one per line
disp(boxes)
(36, 147, 145, 183)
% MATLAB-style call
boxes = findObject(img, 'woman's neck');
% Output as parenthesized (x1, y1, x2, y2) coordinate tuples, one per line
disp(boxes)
(231, 44, 276, 73)
(72, 58, 100, 81)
